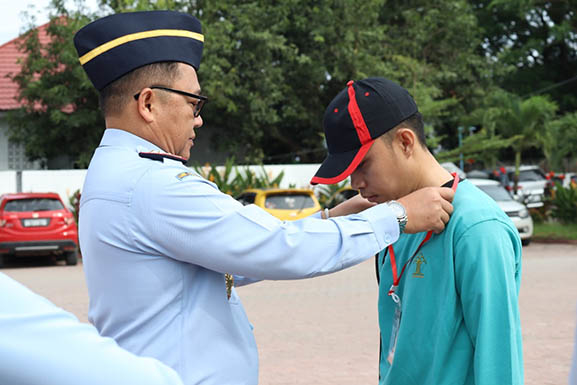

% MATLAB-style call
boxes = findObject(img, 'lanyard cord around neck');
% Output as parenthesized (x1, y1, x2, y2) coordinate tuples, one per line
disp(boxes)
(387, 173, 460, 302)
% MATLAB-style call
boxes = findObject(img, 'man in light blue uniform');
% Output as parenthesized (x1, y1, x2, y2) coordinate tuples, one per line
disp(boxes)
(73, 11, 455, 385)
(0, 272, 184, 385)
(312, 78, 523, 384)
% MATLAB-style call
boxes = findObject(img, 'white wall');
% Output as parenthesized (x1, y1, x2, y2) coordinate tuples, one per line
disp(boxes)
(0, 164, 331, 205)
(0, 170, 17, 194)
(211, 164, 326, 188)
(0, 169, 87, 207)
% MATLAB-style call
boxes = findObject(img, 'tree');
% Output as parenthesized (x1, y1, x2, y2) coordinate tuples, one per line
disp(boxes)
(194, 0, 394, 163)
(481, 90, 558, 187)
(7, 1, 101, 168)
(472, 0, 577, 114)
(7, 0, 502, 166)
(435, 128, 520, 168)
(539, 112, 577, 171)
(377, 0, 498, 151)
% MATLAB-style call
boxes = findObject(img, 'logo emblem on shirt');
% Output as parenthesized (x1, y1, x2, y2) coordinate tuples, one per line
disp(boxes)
(175, 171, 193, 180)
(412, 254, 427, 278)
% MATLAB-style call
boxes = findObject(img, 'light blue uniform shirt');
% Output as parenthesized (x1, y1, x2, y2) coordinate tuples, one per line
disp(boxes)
(79, 129, 400, 385)
(0, 273, 184, 385)
(377, 180, 523, 385)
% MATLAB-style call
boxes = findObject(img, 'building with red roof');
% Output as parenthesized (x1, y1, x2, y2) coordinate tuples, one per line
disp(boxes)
(0, 23, 51, 171)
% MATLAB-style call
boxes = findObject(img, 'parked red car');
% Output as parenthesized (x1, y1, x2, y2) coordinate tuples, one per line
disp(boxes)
(0, 192, 79, 267)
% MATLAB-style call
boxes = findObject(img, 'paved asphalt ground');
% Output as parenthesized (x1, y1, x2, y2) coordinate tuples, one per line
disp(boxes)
(3, 243, 577, 385)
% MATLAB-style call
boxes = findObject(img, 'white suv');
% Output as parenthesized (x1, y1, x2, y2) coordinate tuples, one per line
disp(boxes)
(505, 166, 548, 208)
(470, 179, 533, 246)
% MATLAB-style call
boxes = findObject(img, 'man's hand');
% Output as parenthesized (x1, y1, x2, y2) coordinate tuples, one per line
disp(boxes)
(328, 194, 376, 217)
(397, 187, 454, 234)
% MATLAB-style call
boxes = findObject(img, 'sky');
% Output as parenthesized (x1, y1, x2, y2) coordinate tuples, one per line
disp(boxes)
(0, 0, 99, 45)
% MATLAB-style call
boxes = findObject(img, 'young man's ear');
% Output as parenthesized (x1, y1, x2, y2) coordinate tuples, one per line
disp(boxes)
(395, 128, 416, 156)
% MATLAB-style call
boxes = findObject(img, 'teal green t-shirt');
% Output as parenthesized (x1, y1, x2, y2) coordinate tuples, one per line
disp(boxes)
(377, 180, 523, 385)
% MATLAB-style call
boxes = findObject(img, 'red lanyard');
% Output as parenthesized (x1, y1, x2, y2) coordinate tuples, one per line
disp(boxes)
(387, 173, 460, 299)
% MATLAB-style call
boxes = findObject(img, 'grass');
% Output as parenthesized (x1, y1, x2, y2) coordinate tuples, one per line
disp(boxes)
(533, 222, 577, 241)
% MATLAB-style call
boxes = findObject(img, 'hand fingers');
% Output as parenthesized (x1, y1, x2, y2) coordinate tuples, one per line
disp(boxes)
(440, 198, 454, 216)
(440, 208, 450, 225)
(433, 218, 446, 234)
(438, 187, 455, 202)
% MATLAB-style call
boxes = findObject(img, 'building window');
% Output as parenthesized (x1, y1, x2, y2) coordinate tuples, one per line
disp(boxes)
(7, 141, 34, 170)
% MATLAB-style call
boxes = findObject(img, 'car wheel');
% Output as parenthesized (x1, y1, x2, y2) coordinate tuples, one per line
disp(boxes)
(521, 238, 531, 246)
(65, 251, 78, 266)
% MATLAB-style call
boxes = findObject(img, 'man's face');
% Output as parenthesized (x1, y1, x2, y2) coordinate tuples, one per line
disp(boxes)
(350, 137, 413, 203)
(156, 63, 204, 159)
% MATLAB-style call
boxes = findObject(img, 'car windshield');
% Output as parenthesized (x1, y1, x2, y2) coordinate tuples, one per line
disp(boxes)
(265, 194, 316, 210)
(4, 198, 64, 212)
(477, 185, 513, 201)
(508, 169, 546, 182)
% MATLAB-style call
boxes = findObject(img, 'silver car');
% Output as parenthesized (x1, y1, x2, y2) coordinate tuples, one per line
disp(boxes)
(505, 165, 548, 208)
(470, 178, 533, 246)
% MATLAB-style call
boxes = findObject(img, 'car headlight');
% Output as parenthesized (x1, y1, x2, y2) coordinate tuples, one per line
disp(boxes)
(518, 208, 529, 218)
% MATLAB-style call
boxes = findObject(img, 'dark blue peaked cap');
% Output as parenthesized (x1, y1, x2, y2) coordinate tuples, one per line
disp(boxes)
(74, 10, 204, 91)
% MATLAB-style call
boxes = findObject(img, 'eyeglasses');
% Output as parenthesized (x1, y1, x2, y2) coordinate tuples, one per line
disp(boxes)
(133, 86, 208, 117)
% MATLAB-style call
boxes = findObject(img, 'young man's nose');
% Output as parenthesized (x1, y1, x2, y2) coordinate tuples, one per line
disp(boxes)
(350, 173, 365, 190)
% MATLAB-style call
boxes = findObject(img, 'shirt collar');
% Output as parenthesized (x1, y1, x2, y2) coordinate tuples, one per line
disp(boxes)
(99, 128, 165, 154)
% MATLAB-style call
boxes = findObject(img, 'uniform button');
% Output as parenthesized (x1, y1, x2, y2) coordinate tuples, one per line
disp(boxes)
(384, 235, 392, 243)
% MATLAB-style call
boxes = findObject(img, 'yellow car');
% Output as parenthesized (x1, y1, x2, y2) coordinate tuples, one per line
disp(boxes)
(236, 188, 321, 220)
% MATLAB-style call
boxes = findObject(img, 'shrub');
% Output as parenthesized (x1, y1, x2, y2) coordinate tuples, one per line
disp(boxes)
(550, 183, 577, 224)
(315, 181, 352, 209)
(192, 158, 285, 197)
(68, 189, 81, 223)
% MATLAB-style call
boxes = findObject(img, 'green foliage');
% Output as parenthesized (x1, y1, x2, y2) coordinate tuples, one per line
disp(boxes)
(539, 112, 577, 171)
(235, 166, 285, 192)
(436, 128, 520, 165)
(7, 1, 103, 167)
(183, 0, 490, 162)
(68, 188, 81, 223)
(315, 180, 352, 209)
(196, 0, 394, 163)
(473, 0, 577, 114)
(192, 158, 285, 197)
(7, 0, 576, 171)
(533, 222, 577, 241)
(470, 90, 558, 179)
(550, 183, 577, 224)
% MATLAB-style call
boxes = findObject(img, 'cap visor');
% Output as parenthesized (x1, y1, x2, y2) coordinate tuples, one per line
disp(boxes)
(310, 140, 374, 185)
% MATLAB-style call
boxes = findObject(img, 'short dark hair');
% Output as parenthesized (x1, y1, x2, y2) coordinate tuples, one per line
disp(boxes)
(99, 62, 181, 117)
(381, 112, 427, 148)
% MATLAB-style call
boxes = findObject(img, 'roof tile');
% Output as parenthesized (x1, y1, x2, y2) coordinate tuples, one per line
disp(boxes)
(0, 22, 51, 111)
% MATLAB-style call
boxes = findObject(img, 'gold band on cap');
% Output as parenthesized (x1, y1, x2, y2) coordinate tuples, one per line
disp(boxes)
(78, 29, 204, 65)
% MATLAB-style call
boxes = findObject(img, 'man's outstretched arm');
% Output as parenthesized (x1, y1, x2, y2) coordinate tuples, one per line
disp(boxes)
(0, 273, 183, 385)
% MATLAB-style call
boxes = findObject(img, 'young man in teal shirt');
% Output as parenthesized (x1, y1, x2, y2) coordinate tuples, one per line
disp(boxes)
(311, 78, 523, 384)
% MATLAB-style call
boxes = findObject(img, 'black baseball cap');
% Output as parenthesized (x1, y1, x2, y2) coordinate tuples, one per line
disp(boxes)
(74, 11, 204, 91)
(310, 77, 418, 185)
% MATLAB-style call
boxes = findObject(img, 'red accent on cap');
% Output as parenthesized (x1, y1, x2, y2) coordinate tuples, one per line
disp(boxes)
(310, 140, 375, 185)
(347, 82, 372, 144)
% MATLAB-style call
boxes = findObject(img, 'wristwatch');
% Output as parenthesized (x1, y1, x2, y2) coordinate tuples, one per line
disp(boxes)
(387, 200, 408, 233)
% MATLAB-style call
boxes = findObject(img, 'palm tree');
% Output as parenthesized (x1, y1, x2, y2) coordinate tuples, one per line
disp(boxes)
(483, 91, 558, 189)
(539, 112, 577, 171)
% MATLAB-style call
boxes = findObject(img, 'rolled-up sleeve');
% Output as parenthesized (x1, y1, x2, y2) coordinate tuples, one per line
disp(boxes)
(130, 171, 399, 280)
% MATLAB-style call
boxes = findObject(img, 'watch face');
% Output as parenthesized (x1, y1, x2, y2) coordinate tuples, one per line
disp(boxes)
(390, 201, 405, 217)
